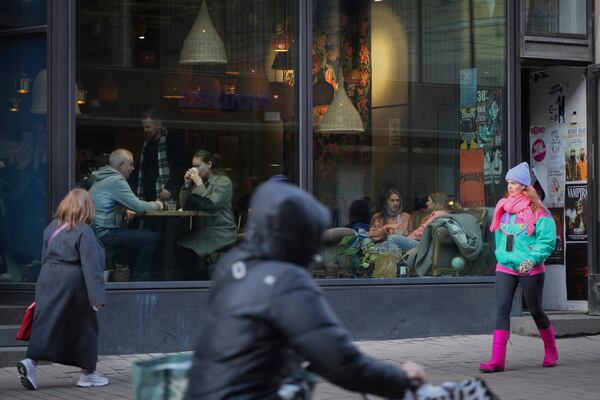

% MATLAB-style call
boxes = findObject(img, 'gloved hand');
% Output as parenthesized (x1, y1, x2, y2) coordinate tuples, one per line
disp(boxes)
(518, 259, 534, 275)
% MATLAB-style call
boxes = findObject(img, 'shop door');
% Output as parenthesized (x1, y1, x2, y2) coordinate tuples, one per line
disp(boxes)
(586, 65, 600, 315)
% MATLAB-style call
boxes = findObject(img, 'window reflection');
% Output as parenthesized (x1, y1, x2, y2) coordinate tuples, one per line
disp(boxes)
(525, 0, 587, 36)
(314, 0, 506, 279)
(0, 35, 47, 284)
(76, 0, 298, 281)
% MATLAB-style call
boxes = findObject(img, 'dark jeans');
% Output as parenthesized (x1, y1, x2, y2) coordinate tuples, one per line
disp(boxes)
(495, 271, 550, 331)
(100, 228, 159, 281)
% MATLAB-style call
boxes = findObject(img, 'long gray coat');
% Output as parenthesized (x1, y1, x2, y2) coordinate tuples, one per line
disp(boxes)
(26, 220, 106, 371)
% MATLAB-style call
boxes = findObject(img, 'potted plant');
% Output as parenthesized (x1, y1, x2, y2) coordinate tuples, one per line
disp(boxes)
(360, 243, 408, 279)
(318, 234, 359, 278)
(113, 263, 130, 282)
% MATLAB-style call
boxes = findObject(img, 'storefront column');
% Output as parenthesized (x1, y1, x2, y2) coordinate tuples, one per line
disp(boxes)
(48, 0, 76, 211)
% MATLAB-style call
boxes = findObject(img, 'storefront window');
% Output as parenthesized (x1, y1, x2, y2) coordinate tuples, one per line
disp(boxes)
(76, 0, 298, 282)
(313, 0, 507, 279)
(525, 0, 587, 36)
(0, 3, 48, 284)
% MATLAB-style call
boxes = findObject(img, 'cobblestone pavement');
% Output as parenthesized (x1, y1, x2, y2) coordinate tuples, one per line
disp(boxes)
(1, 334, 599, 399)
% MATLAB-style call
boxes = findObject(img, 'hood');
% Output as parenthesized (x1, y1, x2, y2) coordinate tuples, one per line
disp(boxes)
(89, 165, 122, 185)
(240, 181, 331, 266)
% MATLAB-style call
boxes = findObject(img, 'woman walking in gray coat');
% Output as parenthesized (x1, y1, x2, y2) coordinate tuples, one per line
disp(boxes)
(17, 188, 108, 390)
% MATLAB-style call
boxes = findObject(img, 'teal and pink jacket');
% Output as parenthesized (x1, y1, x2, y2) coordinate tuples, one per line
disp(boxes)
(494, 209, 556, 276)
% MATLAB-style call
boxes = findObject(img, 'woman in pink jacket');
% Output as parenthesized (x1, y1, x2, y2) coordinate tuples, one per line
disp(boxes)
(373, 191, 450, 252)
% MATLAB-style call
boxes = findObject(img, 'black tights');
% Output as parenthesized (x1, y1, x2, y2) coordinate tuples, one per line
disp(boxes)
(495, 271, 550, 331)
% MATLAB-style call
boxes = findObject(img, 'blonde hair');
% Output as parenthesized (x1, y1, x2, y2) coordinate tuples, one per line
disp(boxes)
(429, 192, 449, 211)
(56, 189, 95, 229)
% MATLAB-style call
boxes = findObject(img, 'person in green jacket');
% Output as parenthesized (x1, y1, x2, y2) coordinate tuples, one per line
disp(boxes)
(177, 150, 236, 273)
(480, 162, 558, 373)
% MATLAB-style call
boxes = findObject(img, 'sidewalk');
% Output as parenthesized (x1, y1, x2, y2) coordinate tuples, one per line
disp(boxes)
(1, 334, 599, 399)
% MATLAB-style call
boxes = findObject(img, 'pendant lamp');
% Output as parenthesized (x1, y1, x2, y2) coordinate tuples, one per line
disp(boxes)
(8, 97, 20, 112)
(31, 69, 81, 115)
(271, 51, 293, 71)
(30, 69, 47, 114)
(319, 76, 364, 134)
(179, 0, 227, 64)
(16, 73, 31, 94)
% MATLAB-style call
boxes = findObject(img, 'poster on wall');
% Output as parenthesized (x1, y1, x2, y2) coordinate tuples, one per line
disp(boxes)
(565, 127, 587, 181)
(566, 243, 588, 301)
(459, 107, 478, 149)
(547, 208, 564, 265)
(565, 183, 588, 242)
(529, 126, 565, 207)
(476, 88, 502, 148)
(459, 148, 485, 208)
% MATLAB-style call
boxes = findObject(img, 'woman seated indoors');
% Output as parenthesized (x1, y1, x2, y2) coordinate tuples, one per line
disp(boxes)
(366, 187, 412, 251)
(368, 191, 450, 252)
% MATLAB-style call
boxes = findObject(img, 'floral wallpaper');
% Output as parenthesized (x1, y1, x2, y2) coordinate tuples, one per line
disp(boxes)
(312, 0, 372, 218)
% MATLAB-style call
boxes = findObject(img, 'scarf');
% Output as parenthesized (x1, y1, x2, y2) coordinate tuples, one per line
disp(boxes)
(383, 204, 401, 219)
(490, 194, 537, 236)
(137, 126, 171, 200)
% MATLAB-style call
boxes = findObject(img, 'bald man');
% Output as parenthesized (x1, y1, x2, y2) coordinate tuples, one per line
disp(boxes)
(89, 149, 163, 281)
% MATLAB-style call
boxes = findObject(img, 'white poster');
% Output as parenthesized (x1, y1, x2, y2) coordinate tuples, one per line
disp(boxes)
(530, 126, 565, 207)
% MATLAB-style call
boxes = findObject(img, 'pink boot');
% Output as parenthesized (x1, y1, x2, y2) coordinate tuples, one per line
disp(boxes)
(539, 324, 558, 367)
(479, 330, 510, 373)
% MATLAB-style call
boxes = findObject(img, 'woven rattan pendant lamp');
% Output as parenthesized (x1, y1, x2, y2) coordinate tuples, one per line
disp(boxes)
(180, 0, 227, 64)
(319, 75, 364, 134)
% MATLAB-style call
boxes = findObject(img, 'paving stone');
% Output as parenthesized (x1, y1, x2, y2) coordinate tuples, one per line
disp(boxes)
(1, 335, 599, 400)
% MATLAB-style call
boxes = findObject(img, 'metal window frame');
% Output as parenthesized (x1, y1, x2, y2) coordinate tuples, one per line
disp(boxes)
(48, 0, 76, 212)
(587, 64, 600, 314)
(521, 0, 591, 39)
(521, 0, 594, 62)
(587, 65, 598, 274)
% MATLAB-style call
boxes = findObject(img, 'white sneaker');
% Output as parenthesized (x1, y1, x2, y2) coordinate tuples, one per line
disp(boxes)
(17, 358, 37, 390)
(76, 371, 109, 387)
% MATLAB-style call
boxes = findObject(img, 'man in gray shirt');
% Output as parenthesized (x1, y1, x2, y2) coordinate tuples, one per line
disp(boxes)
(89, 149, 163, 281)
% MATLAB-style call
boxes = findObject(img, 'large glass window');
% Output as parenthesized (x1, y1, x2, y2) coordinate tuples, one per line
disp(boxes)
(525, 0, 587, 36)
(76, 0, 298, 282)
(313, 0, 507, 279)
(0, 2, 48, 284)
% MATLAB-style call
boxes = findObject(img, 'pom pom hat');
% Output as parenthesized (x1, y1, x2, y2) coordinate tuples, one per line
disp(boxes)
(505, 162, 531, 187)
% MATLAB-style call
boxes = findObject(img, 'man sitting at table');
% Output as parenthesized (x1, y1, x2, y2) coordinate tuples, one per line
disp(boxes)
(89, 148, 164, 281)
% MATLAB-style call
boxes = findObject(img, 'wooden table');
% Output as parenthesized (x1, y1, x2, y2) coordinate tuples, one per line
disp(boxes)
(145, 210, 210, 217)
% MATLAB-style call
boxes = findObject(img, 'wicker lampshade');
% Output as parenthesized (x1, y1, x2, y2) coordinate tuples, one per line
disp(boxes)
(319, 77, 364, 134)
(31, 69, 81, 115)
(179, 0, 227, 64)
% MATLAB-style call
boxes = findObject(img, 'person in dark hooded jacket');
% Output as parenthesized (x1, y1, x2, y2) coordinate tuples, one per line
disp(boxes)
(185, 181, 426, 400)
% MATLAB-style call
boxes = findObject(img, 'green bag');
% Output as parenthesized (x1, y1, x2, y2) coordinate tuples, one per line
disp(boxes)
(133, 353, 193, 400)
